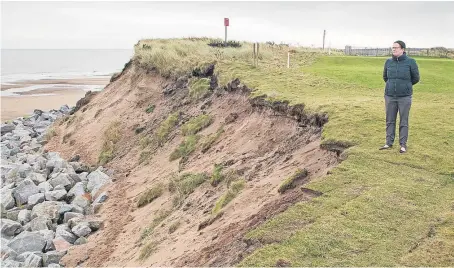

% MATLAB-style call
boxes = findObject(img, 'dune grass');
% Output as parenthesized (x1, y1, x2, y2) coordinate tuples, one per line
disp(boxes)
(98, 121, 122, 165)
(134, 39, 454, 266)
(212, 179, 246, 215)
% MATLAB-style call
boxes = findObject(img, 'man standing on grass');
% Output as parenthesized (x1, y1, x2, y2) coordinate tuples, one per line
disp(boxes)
(380, 40, 420, 153)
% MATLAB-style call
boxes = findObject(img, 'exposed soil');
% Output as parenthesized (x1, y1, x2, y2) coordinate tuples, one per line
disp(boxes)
(45, 61, 340, 266)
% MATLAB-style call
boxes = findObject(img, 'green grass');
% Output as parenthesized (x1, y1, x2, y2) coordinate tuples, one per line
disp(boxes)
(134, 39, 454, 266)
(155, 112, 179, 146)
(210, 164, 224, 187)
(169, 172, 209, 207)
(200, 126, 225, 153)
(168, 220, 181, 234)
(145, 104, 155, 113)
(140, 209, 172, 241)
(44, 127, 57, 140)
(189, 77, 211, 100)
(181, 114, 214, 136)
(278, 168, 308, 194)
(137, 183, 164, 207)
(212, 179, 246, 215)
(98, 121, 122, 165)
(139, 241, 158, 260)
(169, 135, 200, 162)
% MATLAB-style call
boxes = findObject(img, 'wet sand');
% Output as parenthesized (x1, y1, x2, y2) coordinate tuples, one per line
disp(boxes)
(1, 77, 110, 122)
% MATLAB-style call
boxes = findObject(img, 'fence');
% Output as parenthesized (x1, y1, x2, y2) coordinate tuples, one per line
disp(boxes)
(344, 46, 452, 58)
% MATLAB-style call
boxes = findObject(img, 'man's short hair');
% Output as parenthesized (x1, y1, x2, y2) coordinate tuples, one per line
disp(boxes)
(394, 40, 406, 49)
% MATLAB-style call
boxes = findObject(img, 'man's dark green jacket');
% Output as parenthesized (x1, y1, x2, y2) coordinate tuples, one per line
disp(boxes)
(383, 52, 420, 97)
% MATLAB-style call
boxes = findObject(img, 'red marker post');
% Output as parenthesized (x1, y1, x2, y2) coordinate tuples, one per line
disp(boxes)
(224, 18, 229, 47)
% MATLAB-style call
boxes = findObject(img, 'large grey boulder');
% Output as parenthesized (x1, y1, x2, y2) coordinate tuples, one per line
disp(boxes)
(93, 191, 108, 204)
(28, 193, 45, 208)
(46, 159, 67, 174)
(31, 201, 64, 223)
(5, 167, 19, 184)
(1, 259, 23, 267)
(70, 205, 85, 214)
(44, 190, 67, 201)
(0, 244, 17, 261)
(67, 182, 86, 201)
(79, 172, 88, 181)
(12, 128, 31, 138)
(38, 229, 56, 252)
(55, 224, 77, 244)
(51, 236, 71, 252)
(1, 188, 16, 210)
(6, 209, 20, 221)
(13, 179, 40, 206)
(57, 204, 73, 216)
(86, 169, 111, 196)
(42, 251, 65, 266)
(18, 164, 33, 179)
(7, 231, 47, 254)
(1, 219, 23, 238)
(19, 135, 32, 146)
(28, 173, 46, 185)
(1, 144, 10, 159)
(71, 222, 91, 238)
(1, 123, 16, 134)
(69, 162, 90, 174)
(29, 216, 52, 231)
(16, 251, 43, 262)
(71, 195, 90, 210)
(24, 252, 43, 267)
(37, 181, 53, 193)
(48, 173, 73, 191)
(18, 210, 32, 225)
(63, 212, 84, 224)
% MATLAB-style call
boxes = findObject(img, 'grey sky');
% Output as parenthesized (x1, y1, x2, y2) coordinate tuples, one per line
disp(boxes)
(2, 1, 454, 49)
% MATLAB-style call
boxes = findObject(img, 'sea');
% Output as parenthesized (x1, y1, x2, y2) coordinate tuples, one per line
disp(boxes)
(1, 49, 134, 97)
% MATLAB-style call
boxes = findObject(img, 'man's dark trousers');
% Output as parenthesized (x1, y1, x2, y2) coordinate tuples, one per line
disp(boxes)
(385, 95, 412, 146)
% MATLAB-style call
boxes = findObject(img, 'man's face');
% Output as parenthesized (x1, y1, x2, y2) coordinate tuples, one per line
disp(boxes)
(392, 43, 404, 57)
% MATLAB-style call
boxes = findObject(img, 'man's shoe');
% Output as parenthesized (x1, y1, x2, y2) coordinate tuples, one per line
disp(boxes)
(379, 144, 393, 150)
(400, 145, 407, 153)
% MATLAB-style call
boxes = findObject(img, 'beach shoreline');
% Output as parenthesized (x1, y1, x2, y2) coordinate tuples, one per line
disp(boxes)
(1, 77, 110, 122)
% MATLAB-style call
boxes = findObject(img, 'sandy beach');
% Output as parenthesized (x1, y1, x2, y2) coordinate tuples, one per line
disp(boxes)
(1, 77, 110, 122)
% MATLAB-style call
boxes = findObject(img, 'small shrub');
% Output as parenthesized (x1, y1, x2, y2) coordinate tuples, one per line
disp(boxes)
(140, 136, 152, 149)
(137, 183, 164, 207)
(141, 209, 172, 240)
(145, 104, 155, 114)
(210, 164, 224, 187)
(169, 172, 209, 207)
(278, 168, 309, 194)
(169, 135, 200, 162)
(139, 150, 152, 164)
(208, 40, 242, 48)
(168, 221, 181, 234)
(212, 179, 246, 214)
(139, 241, 158, 260)
(44, 127, 57, 140)
(156, 112, 179, 145)
(200, 126, 224, 153)
(98, 121, 122, 165)
(188, 78, 211, 100)
(181, 114, 213, 136)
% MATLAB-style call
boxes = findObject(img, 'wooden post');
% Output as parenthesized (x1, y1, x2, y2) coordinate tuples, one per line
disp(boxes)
(253, 43, 256, 67)
(322, 30, 326, 51)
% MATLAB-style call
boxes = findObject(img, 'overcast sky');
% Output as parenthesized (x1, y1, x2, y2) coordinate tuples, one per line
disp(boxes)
(2, 1, 454, 49)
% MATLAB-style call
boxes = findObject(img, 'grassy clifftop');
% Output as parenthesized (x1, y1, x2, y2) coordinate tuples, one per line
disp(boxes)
(133, 38, 454, 266)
